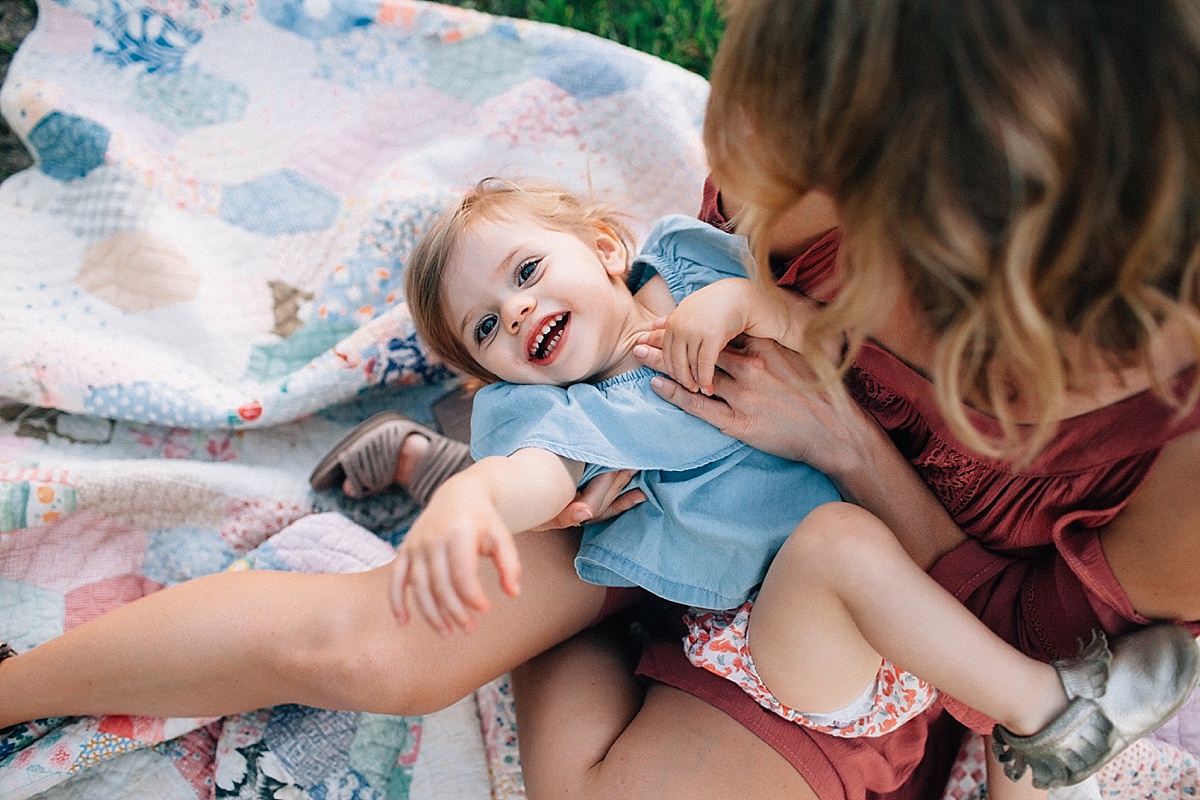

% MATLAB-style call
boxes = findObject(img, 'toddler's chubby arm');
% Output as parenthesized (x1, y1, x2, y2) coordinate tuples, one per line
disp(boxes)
(391, 448, 583, 635)
(656, 277, 814, 395)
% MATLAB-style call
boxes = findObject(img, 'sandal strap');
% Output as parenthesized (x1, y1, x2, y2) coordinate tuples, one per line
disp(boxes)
(406, 434, 473, 506)
(340, 423, 410, 496)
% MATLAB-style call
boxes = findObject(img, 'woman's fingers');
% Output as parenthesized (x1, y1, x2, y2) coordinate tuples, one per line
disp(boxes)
(650, 375, 737, 432)
(585, 469, 648, 522)
(633, 343, 666, 373)
(593, 485, 647, 522)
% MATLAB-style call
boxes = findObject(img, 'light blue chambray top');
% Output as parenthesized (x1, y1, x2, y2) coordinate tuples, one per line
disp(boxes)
(470, 215, 840, 609)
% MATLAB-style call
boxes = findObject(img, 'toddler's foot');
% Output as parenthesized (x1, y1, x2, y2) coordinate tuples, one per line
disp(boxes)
(992, 624, 1200, 789)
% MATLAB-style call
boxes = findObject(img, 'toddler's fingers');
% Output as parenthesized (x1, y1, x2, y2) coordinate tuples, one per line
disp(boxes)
(488, 528, 522, 598)
(409, 559, 448, 636)
(428, 548, 475, 632)
(666, 331, 698, 392)
(698, 339, 723, 395)
(448, 534, 490, 614)
(389, 551, 411, 624)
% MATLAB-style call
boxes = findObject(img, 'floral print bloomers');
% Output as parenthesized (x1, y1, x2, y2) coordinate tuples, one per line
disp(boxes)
(683, 596, 938, 737)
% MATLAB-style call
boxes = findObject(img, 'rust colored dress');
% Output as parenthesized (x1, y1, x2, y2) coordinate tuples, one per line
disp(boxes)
(635, 182, 1200, 799)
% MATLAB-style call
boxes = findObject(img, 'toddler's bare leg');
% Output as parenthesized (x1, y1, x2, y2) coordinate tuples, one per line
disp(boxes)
(749, 502, 1066, 736)
(0, 528, 602, 726)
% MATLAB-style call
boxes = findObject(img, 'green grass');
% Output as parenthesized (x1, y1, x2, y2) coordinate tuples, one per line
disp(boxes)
(447, 0, 723, 77)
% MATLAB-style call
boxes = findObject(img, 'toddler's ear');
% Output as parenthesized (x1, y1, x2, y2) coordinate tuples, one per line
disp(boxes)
(595, 224, 627, 277)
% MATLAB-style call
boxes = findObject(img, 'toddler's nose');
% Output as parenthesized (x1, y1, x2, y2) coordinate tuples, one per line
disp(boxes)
(503, 296, 536, 333)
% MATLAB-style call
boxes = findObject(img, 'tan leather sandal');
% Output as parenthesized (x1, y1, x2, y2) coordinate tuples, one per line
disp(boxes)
(309, 412, 472, 504)
(992, 623, 1200, 789)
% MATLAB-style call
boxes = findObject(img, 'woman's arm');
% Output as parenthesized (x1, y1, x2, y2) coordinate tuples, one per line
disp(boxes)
(391, 448, 583, 633)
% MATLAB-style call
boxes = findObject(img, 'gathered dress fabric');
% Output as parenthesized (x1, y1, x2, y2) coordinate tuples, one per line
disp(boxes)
(633, 180, 1200, 800)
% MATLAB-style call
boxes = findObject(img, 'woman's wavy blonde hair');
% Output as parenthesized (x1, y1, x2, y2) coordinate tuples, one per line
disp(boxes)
(404, 178, 636, 383)
(706, 0, 1200, 460)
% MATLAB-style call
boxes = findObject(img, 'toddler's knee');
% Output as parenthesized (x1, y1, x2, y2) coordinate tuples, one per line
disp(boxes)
(779, 502, 895, 576)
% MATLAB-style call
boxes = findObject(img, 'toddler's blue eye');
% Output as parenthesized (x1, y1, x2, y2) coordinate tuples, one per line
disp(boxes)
(475, 315, 497, 344)
(517, 259, 540, 285)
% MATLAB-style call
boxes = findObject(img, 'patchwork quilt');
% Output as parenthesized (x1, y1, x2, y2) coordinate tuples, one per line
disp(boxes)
(1, 0, 1198, 797)
(0, 0, 705, 797)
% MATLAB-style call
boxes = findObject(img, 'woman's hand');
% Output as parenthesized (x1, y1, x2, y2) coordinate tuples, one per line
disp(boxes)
(636, 332, 970, 569)
(635, 332, 877, 479)
(534, 470, 647, 530)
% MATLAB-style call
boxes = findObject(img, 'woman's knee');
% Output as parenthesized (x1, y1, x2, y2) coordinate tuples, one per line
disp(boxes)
(270, 625, 468, 715)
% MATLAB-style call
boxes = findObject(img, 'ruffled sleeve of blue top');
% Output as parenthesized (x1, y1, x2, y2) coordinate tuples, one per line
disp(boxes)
(470, 216, 841, 610)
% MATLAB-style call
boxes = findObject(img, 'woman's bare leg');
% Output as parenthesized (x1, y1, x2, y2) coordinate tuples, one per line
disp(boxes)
(513, 625, 814, 800)
(0, 528, 603, 726)
(1101, 427, 1200, 621)
(749, 503, 1067, 736)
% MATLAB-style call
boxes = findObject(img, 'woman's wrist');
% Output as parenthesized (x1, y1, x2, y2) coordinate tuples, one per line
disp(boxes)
(828, 420, 967, 570)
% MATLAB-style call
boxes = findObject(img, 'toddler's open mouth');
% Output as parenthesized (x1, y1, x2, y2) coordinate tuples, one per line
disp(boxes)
(528, 312, 569, 362)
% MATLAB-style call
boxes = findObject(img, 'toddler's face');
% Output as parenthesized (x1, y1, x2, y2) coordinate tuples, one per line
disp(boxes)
(441, 214, 630, 385)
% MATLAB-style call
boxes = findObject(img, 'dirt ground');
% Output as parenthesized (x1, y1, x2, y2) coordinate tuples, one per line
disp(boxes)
(0, 0, 36, 181)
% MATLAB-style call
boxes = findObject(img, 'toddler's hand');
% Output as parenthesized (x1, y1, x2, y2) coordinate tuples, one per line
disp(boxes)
(658, 279, 756, 395)
(389, 491, 521, 636)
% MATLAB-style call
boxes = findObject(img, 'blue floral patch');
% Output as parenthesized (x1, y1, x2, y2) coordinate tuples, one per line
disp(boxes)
(311, 255, 404, 324)
(363, 330, 454, 388)
(93, 4, 202, 73)
(28, 112, 110, 181)
(0, 718, 70, 761)
(259, 0, 375, 40)
(310, 768, 380, 800)
(220, 170, 341, 235)
(314, 27, 424, 90)
(142, 528, 237, 587)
